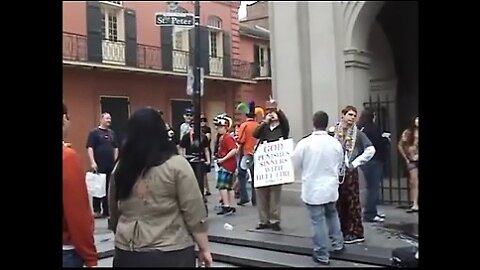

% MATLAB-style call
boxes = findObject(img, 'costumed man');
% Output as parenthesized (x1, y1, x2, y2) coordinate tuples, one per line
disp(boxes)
(332, 105, 376, 244)
(235, 101, 259, 206)
(252, 97, 290, 231)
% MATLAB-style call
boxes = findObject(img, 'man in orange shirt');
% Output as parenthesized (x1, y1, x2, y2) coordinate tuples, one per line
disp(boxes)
(63, 103, 98, 267)
(236, 101, 259, 206)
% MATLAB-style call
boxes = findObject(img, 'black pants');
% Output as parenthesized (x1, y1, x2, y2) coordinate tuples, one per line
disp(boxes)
(113, 246, 195, 267)
(93, 172, 111, 216)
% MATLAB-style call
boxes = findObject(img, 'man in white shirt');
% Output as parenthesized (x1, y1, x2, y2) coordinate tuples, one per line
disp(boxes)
(291, 111, 344, 265)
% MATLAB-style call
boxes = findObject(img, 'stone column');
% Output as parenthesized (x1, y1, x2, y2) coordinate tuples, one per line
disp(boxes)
(343, 48, 372, 111)
(269, 2, 305, 141)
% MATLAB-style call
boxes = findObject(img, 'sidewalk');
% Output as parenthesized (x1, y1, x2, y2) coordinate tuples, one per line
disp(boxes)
(93, 173, 418, 266)
(204, 191, 417, 265)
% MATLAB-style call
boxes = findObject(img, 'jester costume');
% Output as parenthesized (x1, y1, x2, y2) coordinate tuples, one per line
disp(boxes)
(333, 121, 375, 243)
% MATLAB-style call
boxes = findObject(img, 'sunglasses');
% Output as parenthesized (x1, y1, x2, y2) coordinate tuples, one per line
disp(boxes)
(266, 108, 277, 113)
(200, 118, 207, 122)
(185, 114, 193, 117)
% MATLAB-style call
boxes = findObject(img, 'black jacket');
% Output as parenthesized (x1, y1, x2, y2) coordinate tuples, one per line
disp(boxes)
(359, 123, 389, 162)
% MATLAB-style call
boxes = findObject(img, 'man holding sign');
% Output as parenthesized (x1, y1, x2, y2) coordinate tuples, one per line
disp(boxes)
(252, 98, 290, 231)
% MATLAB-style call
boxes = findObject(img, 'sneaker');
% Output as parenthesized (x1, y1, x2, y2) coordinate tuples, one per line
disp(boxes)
(224, 207, 235, 216)
(205, 191, 212, 196)
(93, 212, 103, 219)
(344, 235, 365, 244)
(365, 216, 385, 223)
(238, 200, 250, 206)
(377, 213, 386, 218)
(332, 246, 345, 254)
(255, 223, 270, 230)
(312, 256, 330, 265)
(271, 222, 282, 231)
(217, 207, 228, 215)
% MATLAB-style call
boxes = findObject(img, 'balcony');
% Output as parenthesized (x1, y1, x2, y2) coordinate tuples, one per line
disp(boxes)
(209, 56, 224, 77)
(102, 40, 126, 65)
(137, 44, 162, 70)
(63, 32, 87, 61)
(172, 50, 189, 73)
(232, 59, 253, 80)
(252, 59, 271, 78)
(63, 32, 258, 81)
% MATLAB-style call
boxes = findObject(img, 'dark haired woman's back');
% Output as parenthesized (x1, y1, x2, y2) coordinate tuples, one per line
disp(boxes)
(108, 155, 209, 267)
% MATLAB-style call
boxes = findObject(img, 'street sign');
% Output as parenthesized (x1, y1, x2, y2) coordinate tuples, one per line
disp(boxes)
(200, 67, 204, 97)
(187, 66, 194, 96)
(155, 12, 195, 27)
(186, 66, 204, 97)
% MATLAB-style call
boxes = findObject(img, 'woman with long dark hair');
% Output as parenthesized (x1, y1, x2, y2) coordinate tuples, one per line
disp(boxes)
(398, 116, 419, 213)
(108, 107, 212, 267)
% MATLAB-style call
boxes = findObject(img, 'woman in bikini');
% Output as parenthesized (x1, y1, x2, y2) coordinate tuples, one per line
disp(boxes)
(398, 116, 419, 213)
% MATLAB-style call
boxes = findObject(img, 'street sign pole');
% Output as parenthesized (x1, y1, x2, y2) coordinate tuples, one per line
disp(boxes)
(191, 1, 205, 204)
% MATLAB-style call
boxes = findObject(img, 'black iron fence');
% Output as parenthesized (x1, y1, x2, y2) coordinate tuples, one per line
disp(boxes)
(363, 94, 411, 206)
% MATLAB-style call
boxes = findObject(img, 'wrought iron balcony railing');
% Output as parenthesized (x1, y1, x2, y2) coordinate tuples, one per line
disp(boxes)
(137, 44, 162, 70)
(102, 39, 126, 65)
(63, 32, 88, 61)
(232, 59, 253, 80)
(209, 56, 224, 77)
(62, 32, 258, 80)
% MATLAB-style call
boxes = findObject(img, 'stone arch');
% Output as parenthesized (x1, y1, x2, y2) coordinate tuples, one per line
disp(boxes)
(344, 1, 385, 50)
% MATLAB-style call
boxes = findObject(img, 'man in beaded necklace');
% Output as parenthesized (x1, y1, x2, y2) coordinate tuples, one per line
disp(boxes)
(332, 105, 376, 244)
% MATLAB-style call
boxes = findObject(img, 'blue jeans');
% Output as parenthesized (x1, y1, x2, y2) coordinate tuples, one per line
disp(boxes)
(237, 155, 256, 204)
(361, 160, 384, 221)
(237, 166, 250, 203)
(306, 202, 344, 262)
(63, 249, 84, 267)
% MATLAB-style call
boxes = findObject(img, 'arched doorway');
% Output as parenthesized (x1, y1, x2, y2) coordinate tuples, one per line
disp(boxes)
(345, 1, 418, 204)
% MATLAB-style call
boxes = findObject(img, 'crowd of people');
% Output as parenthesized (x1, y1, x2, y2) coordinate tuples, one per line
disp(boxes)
(62, 98, 419, 267)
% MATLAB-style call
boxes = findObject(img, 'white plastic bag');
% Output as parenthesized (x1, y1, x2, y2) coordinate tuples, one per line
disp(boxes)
(85, 172, 106, 198)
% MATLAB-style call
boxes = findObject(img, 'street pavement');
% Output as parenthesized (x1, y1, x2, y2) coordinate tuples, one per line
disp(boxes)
(92, 172, 418, 267)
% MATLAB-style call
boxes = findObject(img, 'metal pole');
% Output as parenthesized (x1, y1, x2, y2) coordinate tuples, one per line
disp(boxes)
(191, 1, 206, 206)
(193, 1, 201, 149)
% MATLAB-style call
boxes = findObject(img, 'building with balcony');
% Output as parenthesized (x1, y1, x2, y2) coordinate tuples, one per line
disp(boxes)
(63, 1, 272, 168)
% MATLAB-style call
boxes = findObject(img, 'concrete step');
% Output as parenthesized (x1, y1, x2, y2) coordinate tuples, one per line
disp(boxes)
(198, 242, 378, 267)
(98, 256, 238, 268)
(208, 233, 394, 267)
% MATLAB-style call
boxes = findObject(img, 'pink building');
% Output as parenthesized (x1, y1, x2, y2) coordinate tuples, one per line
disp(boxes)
(63, 1, 271, 168)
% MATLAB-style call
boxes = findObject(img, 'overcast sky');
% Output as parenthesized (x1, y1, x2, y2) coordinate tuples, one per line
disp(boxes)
(238, 1, 256, 20)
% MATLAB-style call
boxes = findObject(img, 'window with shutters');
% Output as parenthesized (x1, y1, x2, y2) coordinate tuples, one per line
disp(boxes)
(173, 6, 189, 51)
(172, 6, 189, 72)
(257, 45, 270, 77)
(99, 3, 126, 65)
(207, 16, 223, 76)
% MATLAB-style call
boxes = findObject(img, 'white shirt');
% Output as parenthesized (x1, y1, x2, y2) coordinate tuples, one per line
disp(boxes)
(291, 130, 344, 205)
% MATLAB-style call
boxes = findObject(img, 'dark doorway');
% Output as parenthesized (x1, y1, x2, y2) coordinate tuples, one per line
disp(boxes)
(171, 99, 192, 140)
(100, 96, 130, 146)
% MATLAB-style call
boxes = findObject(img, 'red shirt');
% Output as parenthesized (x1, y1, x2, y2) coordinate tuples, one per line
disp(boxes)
(218, 133, 237, 173)
(63, 145, 98, 266)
